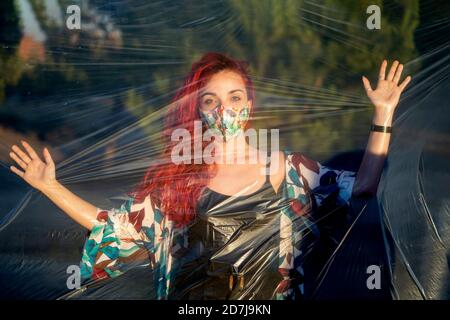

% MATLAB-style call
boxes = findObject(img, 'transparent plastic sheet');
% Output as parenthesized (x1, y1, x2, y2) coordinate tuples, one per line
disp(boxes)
(0, 0, 448, 300)
(378, 63, 450, 300)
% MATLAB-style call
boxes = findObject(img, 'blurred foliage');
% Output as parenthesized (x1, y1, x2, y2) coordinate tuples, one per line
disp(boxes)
(219, 0, 420, 157)
(0, 1, 23, 102)
(0, 0, 441, 160)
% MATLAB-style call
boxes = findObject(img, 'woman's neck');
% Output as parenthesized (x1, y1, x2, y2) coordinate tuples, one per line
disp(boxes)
(213, 133, 266, 169)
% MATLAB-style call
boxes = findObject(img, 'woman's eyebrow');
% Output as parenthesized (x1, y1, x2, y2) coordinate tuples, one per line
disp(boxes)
(200, 92, 216, 98)
(200, 89, 244, 98)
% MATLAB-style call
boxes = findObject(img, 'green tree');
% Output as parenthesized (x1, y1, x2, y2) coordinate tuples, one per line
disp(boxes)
(0, 0, 23, 103)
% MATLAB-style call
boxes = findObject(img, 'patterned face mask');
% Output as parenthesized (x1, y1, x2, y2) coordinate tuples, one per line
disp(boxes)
(200, 105, 250, 141)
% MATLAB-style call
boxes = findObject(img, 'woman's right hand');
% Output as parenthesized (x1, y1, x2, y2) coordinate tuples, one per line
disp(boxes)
(9, 140, 98, 230)
(9, 140, 57, 192)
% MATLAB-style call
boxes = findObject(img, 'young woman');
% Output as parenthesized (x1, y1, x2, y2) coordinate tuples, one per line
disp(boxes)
(8, 52, 411, 300)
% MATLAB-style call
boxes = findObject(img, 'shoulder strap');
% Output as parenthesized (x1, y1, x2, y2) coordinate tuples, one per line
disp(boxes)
(264, 151, 272, 181)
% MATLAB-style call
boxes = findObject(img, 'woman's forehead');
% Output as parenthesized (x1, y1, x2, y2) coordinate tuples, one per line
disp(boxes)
(200, 71, 246, 95)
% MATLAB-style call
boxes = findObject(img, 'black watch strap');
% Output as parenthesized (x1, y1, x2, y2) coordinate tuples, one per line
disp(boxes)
(371, 124, 392, 133)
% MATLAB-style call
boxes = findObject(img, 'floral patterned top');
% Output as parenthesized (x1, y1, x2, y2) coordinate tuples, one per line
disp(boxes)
(79, 150, 356, 300)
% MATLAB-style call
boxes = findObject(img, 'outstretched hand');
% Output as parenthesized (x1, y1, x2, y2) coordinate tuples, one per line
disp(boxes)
(9, 140, 57, 192)
(362, 60, 411, 114)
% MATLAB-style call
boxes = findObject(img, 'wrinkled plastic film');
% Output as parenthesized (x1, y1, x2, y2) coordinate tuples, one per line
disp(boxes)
(0, 0, 449, 300)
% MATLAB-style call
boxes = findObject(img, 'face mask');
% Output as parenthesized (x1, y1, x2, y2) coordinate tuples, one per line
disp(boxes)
(200, 105, 250, 141)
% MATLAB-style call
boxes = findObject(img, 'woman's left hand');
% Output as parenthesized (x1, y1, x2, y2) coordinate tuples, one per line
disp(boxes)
(362, 60, 411, 123)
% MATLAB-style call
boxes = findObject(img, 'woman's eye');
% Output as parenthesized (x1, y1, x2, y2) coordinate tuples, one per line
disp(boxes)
(231, 96, 241, 101)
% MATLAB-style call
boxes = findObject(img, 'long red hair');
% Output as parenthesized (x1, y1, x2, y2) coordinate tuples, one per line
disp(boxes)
(130, 52, 255, 227)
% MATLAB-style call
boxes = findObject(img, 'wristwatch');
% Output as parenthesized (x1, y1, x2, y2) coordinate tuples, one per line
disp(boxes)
(371, 124, 392, 133)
